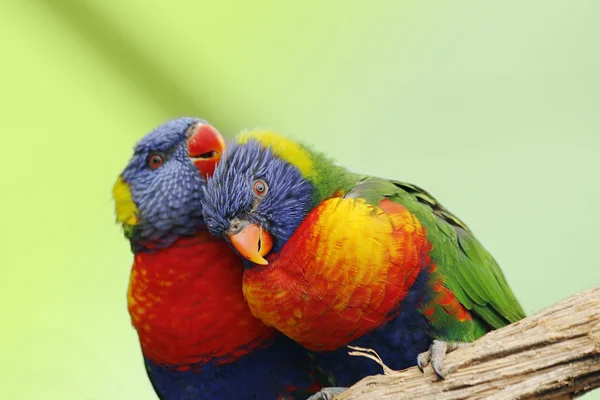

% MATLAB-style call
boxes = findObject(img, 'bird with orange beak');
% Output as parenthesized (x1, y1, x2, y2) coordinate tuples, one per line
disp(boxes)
(201, 130, 525, 396)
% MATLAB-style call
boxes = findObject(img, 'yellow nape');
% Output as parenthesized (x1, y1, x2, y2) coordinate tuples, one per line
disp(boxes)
(112, 175, 139, 226)
(236, 130, 316, 180)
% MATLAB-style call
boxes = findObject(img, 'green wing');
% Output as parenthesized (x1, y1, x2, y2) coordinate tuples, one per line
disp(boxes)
(348, 176, 526, 333)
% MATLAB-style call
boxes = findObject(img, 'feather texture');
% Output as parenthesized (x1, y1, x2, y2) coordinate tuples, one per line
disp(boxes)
(243, 197, 430, 350)
(114, 119, 324, 399)
(202, 130, 526, 386)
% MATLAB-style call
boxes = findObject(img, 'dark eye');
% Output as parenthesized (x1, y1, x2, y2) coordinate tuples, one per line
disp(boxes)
(148, 153, 164, 170)
(252, 179, 268, 197)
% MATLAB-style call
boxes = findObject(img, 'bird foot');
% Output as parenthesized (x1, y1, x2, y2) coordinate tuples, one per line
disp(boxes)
(305, 387, 348, 400)
(417, 339, 465, 379)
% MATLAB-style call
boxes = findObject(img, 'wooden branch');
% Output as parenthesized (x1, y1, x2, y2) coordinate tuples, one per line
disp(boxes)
(333, 285, 600, 400)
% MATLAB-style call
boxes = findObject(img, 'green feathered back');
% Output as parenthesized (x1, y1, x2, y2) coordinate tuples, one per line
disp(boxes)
(349, 176, 526, 336)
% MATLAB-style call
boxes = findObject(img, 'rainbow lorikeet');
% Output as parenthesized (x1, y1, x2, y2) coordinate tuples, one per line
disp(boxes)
(112, 119, 327, 400)
(201, 131, 526, 394)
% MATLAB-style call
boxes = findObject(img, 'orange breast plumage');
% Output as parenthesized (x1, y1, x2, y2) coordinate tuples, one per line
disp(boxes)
(243, 197, 432, 351)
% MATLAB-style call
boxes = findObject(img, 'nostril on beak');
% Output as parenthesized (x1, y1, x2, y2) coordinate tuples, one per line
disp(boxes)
(228, 218, 247, 236)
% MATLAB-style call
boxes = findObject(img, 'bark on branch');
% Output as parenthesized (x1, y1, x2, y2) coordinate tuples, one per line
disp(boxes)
(334, 285, 600, 400)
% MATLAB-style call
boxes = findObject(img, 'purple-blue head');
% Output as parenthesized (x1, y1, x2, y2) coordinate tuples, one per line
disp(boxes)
(202, 131, 317, 265)
(113, 117, 226, 252)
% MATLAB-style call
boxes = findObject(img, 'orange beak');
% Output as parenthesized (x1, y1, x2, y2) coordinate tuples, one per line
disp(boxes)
(229, 224, 273, 265)
(187, 122, 226, 178)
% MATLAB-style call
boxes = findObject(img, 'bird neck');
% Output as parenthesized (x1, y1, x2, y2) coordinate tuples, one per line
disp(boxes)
(303, 149, 361, 207)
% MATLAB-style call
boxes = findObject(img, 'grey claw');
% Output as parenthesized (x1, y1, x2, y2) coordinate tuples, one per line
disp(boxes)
(416, 351, 430, 372)
(430, 339, 448, 379)
(432, 361, 446, 380)
(306, 387, 348, 400)
(416, 340, 464, 379)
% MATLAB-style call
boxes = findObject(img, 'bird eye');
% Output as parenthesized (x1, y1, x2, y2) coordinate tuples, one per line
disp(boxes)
(148, 153, 164, 170)
(252, 179, 268, 197)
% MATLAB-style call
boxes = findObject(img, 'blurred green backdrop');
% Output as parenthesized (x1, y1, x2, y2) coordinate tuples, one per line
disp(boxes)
(1, 1, 598, 399)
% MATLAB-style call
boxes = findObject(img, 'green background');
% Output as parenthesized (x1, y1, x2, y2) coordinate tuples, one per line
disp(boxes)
(2, 1, 598, 399)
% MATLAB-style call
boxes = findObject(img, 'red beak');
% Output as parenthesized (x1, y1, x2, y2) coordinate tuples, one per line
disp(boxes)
(187, 122, 226, 178)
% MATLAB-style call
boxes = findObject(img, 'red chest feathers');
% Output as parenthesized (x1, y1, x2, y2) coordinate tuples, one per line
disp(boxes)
(127, 234, 276, 367)
(243, 198, 432, 351)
